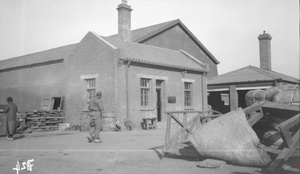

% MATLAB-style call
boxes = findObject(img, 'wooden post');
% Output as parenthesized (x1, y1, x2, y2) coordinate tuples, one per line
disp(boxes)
(181, 112, 187, 142)
(165, 113, 171, 147)
(229, 85, 238, 111)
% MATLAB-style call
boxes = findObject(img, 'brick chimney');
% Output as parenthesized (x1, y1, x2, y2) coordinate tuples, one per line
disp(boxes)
(117, 0, 132, 42)
(258, 31, 272, 71)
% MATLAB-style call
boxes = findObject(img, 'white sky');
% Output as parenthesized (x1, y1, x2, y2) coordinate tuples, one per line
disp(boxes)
(0, 0, 299, 78)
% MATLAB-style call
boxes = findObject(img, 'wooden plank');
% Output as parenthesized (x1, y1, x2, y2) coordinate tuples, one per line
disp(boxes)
(267, 130, 300, 171)
(187, 118, 197, 133)
(165, 113, 171, 147)
(247, 112, 264, 126)
(201, 114, 222, 119)
(167, 114, 200, 146)
(229, 85, 238, 111)
(166, 110, 203, 114)
(26, 117, 65, 119)
(265, 147, 281, 155)
(243, 101, 267, 115)
(268, 147, 292, 172)
(280, 129, 293, 148)
(181, 113, 188, 142)
(263, 102, 300, 112)
(277, 114, 300, 131)
(171, 115, 185, 129)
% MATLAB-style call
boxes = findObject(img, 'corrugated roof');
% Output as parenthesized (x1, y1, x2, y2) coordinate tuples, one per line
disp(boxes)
(109, 19, 219, 64)
(103, 36, 206, 72)
(0, 44, 77, 71)
(208, 65, 300, 85)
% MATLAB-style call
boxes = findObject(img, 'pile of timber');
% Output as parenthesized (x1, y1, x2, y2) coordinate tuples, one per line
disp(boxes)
(24, 110, 65, 132)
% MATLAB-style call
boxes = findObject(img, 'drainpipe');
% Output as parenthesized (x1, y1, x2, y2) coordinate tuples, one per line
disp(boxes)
(126, 61, 131, 119)
(201, 71, 207, 127)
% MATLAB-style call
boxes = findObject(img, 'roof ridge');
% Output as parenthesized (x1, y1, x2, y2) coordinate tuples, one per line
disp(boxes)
(208, 65, 251, 80)
(133, 19, 180, 31)
(103, 35, 184, 54)
(248, 65, 282, 79)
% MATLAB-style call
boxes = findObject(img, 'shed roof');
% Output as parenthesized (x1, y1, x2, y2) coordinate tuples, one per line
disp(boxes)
(0, 44, 77, 71)
(102, 35, 207, 72)
(208, 65, 300, 86)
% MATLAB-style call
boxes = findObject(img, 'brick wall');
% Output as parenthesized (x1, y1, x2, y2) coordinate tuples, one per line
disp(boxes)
(122, 63, 207, 128)
(64, 32, 118, 124)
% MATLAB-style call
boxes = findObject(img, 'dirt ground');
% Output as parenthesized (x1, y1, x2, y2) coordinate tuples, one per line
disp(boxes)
(0, 128, 299, 174)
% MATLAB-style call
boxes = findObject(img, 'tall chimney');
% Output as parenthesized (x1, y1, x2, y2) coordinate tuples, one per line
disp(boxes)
(117, 0, 132, 42)
(258, 31, 272, 71)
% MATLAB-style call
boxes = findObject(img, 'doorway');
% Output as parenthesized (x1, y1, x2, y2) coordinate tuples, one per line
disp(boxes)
(156, 80, 164, 122)
(156, 89, 161, 121)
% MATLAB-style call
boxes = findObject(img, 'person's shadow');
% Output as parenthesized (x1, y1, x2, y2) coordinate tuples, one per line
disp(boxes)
(14, 134, 26, 140)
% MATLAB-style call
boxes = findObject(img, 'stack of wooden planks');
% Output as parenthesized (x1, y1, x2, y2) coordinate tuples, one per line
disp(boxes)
(23, 110, 65, 132)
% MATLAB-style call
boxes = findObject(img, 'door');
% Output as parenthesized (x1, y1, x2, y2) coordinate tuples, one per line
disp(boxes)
(156, 80, 164, 122)
(156, 89, 161, 122)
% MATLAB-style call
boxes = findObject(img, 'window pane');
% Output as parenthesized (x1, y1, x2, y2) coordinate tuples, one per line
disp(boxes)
(185, 83, 191, 90)
(87, 79, 96, 88)
(141, 78, 150, 87)
(141, 78, 151, 106)
(184, 82, 192, 106)
(87, 89, 95, 101)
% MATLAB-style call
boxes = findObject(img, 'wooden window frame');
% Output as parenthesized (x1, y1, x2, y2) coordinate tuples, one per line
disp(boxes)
(184, 82, 193, 107)
(86, 78, 96, 102)
(140, 78, 151, 107)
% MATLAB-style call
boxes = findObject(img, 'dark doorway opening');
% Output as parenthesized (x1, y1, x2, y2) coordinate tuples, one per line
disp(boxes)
(52, 97, 63, 110)
(156, 80, 164, 122)
(156, 89, 161, 122)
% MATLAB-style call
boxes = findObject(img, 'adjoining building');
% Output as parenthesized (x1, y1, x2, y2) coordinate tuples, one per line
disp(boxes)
(208, 31, 300, 113)
(0, 1, 218, 128)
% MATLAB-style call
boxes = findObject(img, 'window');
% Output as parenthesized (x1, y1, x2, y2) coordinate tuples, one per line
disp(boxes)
(86, 78, 96, 101)
(140, 78, 151, 106)
(184, 82, 192, 106)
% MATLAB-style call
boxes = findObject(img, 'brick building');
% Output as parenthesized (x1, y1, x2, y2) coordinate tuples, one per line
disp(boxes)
(0, 1, 218, 128)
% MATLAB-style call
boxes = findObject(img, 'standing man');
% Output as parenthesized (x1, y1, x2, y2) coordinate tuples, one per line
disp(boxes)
(87, 91, 104, 143)
(4, 97, 18, 141)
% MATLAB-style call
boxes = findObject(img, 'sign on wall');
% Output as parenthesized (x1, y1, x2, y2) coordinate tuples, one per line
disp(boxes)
(168, 96, 176, 103)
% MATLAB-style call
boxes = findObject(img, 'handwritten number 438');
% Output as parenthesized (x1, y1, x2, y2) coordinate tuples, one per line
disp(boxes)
(12, 159, 34, 174)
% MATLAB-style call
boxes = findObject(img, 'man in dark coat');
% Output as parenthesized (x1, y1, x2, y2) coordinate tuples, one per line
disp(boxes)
(87, 91, 104, 143)
(4, 97, 18, 141)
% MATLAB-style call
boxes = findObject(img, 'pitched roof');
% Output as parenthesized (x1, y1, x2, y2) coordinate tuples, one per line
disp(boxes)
(102, 35, 207, 72)
(208, 65, 300, 86)
(0, 44, 77, 71)
(109, 19, 219, 64)
(0, 19, 214, 72)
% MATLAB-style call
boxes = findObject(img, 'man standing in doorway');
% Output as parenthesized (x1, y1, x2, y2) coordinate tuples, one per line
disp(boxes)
(4, 97, 18, 141)
(87, 91, 104, 143)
